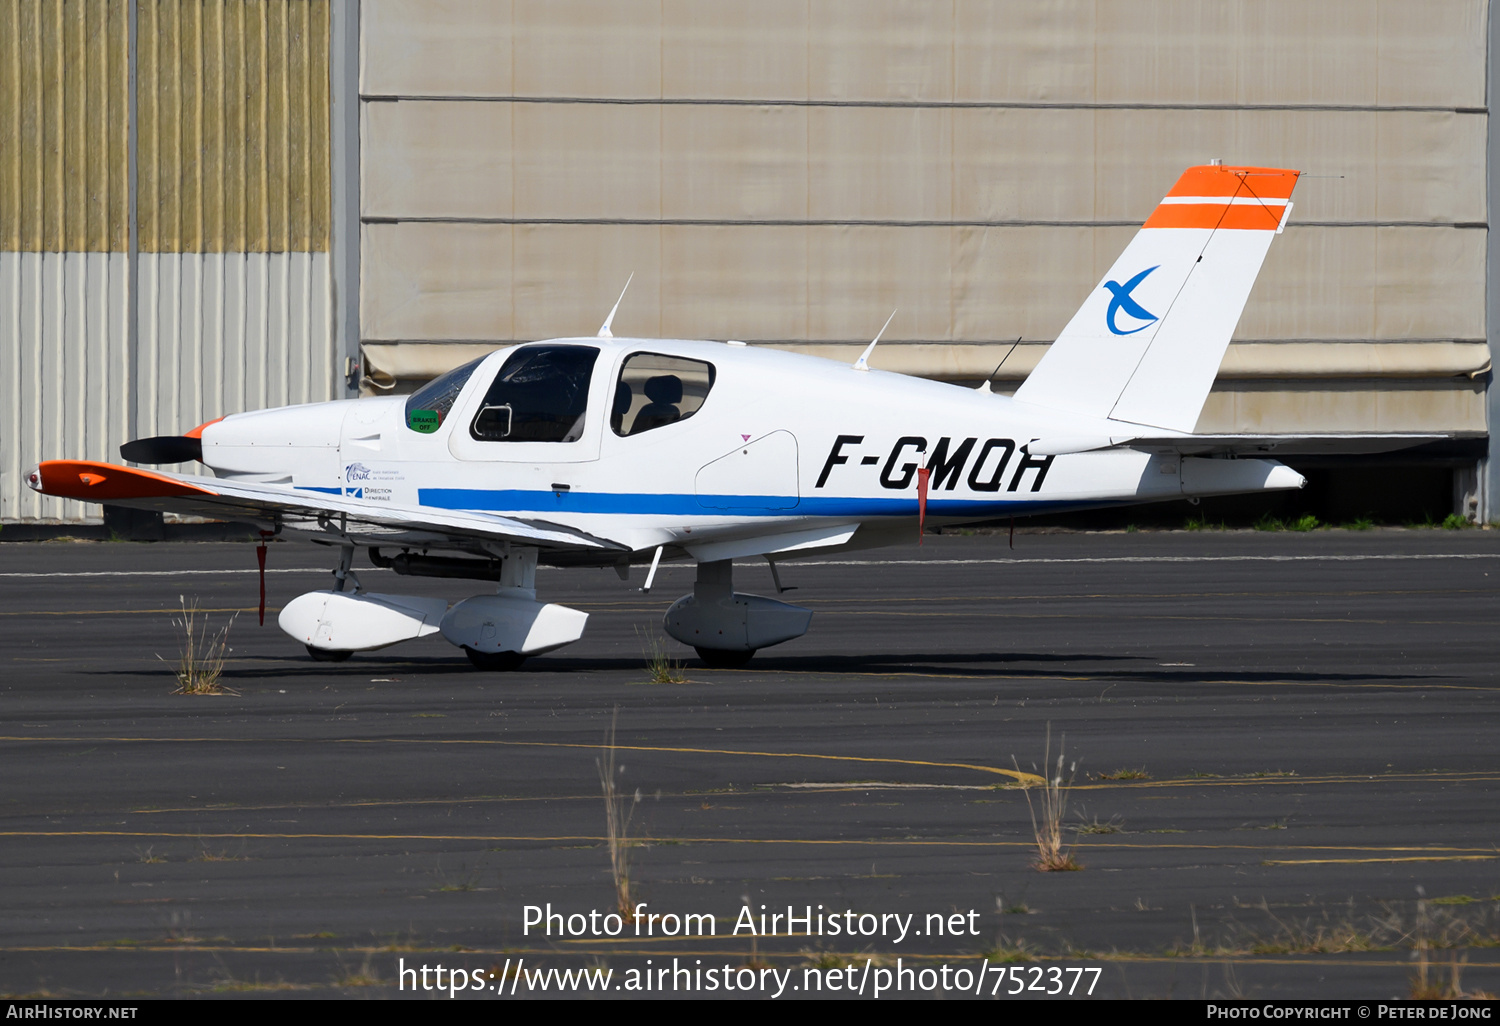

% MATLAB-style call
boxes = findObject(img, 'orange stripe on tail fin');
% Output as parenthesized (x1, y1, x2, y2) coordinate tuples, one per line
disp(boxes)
(1164, 165, 1300, 200)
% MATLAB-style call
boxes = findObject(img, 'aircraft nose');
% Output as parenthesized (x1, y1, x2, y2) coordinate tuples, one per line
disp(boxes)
(25, 466, 42, 491)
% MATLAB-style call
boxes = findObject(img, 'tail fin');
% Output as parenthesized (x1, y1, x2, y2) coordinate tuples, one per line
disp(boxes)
(1013, 164, 1300, 433)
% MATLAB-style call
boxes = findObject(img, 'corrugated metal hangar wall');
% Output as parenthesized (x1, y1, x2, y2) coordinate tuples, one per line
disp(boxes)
(1, 1, 1493, 522)
(0, 0, 336, 522)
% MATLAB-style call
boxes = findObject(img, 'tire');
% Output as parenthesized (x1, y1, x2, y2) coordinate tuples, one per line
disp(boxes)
(694, 647, 755, 668)
(306, 645, 352, 663)
(463, 647, 527, 672)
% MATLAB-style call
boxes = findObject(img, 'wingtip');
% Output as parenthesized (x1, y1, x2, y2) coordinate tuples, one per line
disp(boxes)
(31, 460, 216, 502)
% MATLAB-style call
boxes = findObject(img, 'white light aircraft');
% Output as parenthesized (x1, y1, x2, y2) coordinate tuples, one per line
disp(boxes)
(29, 165, 1433, 669)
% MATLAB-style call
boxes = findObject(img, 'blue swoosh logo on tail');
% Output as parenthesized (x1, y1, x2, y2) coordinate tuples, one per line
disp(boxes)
(1103, 265, 1160, 335)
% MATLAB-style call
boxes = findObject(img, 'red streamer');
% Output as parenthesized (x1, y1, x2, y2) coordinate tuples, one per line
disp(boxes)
(916, 466, 930, 545)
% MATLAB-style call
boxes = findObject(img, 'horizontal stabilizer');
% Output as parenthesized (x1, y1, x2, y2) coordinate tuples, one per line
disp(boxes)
(1027, 434, 1448, 458)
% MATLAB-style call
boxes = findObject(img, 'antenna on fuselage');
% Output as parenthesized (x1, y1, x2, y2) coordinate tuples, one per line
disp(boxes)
(852, 308, 897, 371)
(977, 336, 1022, 392)
(597, 273, 634, 338)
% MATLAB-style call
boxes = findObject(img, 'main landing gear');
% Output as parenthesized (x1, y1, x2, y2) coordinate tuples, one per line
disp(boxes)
(663, 559, 813, 667)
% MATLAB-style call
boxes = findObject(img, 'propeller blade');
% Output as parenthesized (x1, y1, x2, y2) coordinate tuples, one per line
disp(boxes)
(119, 436, 203, 464)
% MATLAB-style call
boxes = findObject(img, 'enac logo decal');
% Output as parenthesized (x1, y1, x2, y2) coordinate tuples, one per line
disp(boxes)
(1103, 265, 1160, 336)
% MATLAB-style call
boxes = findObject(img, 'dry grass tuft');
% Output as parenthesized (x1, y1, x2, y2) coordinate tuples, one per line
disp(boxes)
(1406, 890, 1498, 998)
(599, 713, 641, 916)
(334, 952, 382, 989)
(983, 937, 1040, 963)
(1097, 768, 1151, 781)
(801, 949, 846, 970)
(1074, 812, 1124, 835)
(1013, 726, 1082, 872)
(164, 597, 238, 695)
(637, 628, 687, 684)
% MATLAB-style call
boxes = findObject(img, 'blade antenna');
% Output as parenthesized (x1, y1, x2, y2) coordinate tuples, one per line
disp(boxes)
(597, 272, 634, 338)
(852, 309, 897, 371)
(977, 336, 1022, 393)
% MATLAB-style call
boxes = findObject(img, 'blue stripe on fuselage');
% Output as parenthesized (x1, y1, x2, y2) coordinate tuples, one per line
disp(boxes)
(418, 487, 1084, 518)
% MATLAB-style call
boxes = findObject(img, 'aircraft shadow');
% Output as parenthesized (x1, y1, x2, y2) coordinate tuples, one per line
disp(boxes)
(93, 649, 1445, 686)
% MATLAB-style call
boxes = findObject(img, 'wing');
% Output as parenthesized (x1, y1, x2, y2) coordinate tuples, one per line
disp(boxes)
(27, 460, 624, 554)
(1028, 434, 1451, 458)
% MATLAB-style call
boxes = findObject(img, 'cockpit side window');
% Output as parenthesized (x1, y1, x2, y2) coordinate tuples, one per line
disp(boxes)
(470, 345, 600, 443)
(613, 353, 716, 437)
(404, 355, 485, 433)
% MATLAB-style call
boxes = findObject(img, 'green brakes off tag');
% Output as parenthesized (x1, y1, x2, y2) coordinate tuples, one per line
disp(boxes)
(407, 409, 441, 433)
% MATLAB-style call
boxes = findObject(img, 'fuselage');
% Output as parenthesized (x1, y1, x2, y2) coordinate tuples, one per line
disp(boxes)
(198, 337, 1297, 558)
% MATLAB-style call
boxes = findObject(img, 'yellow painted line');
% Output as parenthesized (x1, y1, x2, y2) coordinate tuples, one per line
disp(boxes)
(69, 770, 1500, 816)
(2, 945, 1489, 973)
(0, 736, 1043, 786)
(3, 830, 1491, 861)
(128, 794, 604, 815)
(0, 607, 264, 617)
(1265, 855, 1500, 866)
(814, 609, 1494, 628)
(1073, 771, 1500, 791)
(0, 830, 1039, 847)
(739, 667, 1493, 691)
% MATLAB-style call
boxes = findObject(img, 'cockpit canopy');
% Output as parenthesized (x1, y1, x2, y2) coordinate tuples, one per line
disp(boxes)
(404, 343, 717, 442)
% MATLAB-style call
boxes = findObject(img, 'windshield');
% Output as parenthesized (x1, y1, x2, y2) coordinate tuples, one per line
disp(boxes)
(470, 345, 600, 443)
(404, 355, 485, 433)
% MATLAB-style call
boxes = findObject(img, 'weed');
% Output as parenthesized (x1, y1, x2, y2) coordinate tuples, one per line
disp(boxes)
(1403, 888, 1497, 997)
(1125, 524, 1138, 533)
(1342, 516, 1374, 531)
(194, 848, 248, 863)
(1430, 895, 1479, 906)
(1075, 813, 1124, 835)
(1253, 513, 1284, 532)
(995, 889, 1032, 916)
(1012, 726, 1082, 872)
(433, 858, 486, 893)
(135, 846, 166, 864)
(1410, 954, 1484, 1000)
(801, 949, 846, 970)
(1240, 907, 1377, 955)
(334, 952, 382, 988)
(164, 910, 200, 945)
(1289, 513, 1320, 532)
(637, 627, 686, 684)
(1184, 515, 1223, 531)
(163, 596, 237, 695)
(1442, 513, 1471, 530)
(983, 937, 1039, 962)
(599, 713, 641, 916)
(1098, 768, 1151, 781)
